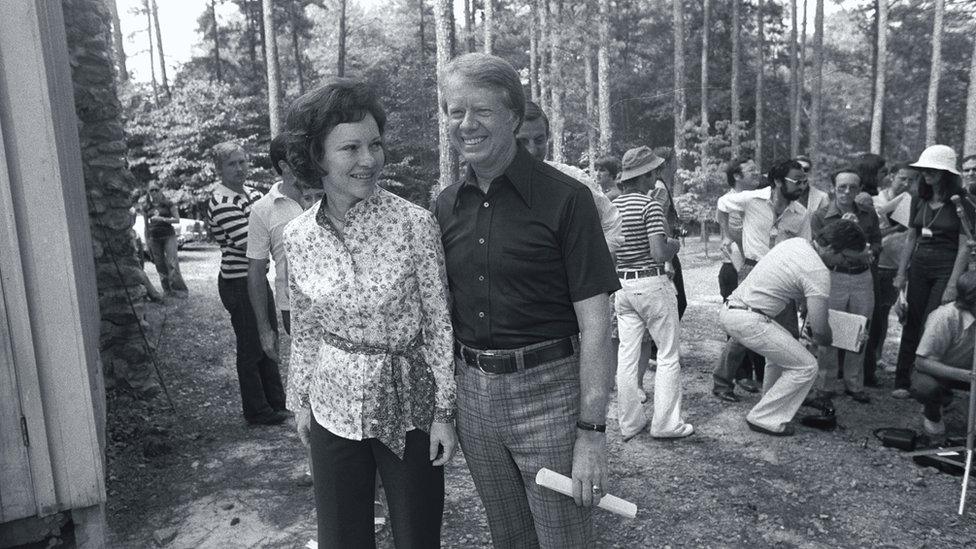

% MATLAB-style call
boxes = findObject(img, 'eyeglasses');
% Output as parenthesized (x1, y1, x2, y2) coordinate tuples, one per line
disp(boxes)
(963, 167, 976, 174)
(784, 177, 808, 185)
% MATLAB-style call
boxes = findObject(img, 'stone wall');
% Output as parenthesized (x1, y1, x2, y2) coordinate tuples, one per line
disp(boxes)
(63, 0, 157, 394)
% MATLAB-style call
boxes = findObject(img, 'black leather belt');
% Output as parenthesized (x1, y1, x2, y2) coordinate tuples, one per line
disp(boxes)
(455, 337, 575, 374)
(617, 266, 666, 279)
(829, 264, 870, 275)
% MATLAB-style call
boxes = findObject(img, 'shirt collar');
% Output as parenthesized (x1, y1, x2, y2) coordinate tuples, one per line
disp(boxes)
(456, 144, 535, 209)
(824, 200, 868, 219)
(215, 183, 244, 198)
(957, 305, 976, 330)
(268, 181, 286, 200)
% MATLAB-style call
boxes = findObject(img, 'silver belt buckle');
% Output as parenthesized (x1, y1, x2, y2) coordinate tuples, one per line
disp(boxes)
(476, 350, 496, 372)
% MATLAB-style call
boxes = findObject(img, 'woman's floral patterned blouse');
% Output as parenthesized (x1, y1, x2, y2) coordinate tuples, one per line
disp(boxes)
(283, 188, 455, 458)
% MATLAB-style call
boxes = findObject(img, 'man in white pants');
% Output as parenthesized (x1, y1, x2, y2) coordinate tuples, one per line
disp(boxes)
(612, 146, 693, 441)
(719, 220, 867, 436)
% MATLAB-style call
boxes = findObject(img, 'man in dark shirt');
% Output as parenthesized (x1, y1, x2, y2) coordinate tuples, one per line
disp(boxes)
(433, 53, 619, 548)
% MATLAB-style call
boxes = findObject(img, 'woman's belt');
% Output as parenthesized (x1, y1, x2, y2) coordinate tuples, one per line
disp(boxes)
(321, 331, 433, 460)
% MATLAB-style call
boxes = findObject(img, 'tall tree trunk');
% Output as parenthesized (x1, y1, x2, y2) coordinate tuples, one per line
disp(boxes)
(529, 2, 539, 101)
(869, 0, 878, 118)
(964, 30, 976, 156)
(789, 0, 799, 156)
(150, 0, 169, 98)
(483, 0, 493, 54)
(731, 0, 741, 157)
(263, 0, 281, 136)
(434, 0, 457, 189)
(796, 0, 807, 150)
(810, 0, 824, 180)
(464, 0, 475, 52)
(549, 0, 564, 163)
(700, 0, 710, 129)
(419, 0, 427, 61)
(584, 41, 597, 174)
(538, 0, 550, 114)
(673, 0, 687, 173)
(244, 0, 258, 79)
(870, 0, 888, 154)
(211, 0, 222, 82)
(755, 0, 765, 169)
(597, 0, 611, 155)
(448, 0, 457, 57)
(145, 1, 159, 103)
(337, 0, 347, 76)
(924, 0, 944, 147)
(257, 0, 266, 69)
(106, 0, 128, 82)
(291, 15, 306, 93)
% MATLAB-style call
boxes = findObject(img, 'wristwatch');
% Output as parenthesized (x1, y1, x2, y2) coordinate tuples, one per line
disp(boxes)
(576, 420, 607, 433)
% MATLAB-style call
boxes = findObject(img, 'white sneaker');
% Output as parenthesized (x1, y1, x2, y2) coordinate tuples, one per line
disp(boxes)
(922, 416, 945, 436)
(651, 423, 694, 439)
(891, 388, 911, 399)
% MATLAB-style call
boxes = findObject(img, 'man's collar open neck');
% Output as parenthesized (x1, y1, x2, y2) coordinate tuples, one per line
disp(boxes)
(470, 139, 518, 192)
(221, 180, 246, 194)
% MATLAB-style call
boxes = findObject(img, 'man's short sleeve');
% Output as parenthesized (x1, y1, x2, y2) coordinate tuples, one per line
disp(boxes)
(917, 308, 953, 361)
(559, 186, 621, 302)
(246, 205, 271, 260)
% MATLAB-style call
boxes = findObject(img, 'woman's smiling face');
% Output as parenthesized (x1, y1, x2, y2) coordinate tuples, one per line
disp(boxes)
(319, 113, 385, 203)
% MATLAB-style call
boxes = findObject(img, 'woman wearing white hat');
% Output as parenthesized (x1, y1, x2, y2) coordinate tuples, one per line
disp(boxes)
(891, 145, 975, 399)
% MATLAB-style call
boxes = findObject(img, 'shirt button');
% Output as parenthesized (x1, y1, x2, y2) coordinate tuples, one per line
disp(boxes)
(483, 201, 490, 208)
(478, 275, 485, 281)
(478, 311, 485, 318)
(478, 238, 485, 245)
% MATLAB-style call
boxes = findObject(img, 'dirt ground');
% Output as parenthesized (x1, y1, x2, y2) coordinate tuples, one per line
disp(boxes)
(105, 240, 976, 548)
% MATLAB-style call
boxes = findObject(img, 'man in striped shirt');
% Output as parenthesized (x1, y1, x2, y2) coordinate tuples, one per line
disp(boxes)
(206, 141, 288, 426)
(612, 146, 693, 441)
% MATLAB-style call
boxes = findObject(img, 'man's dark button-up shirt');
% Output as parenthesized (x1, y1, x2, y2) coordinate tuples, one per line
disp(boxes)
(810, 200, 882, 268)
(434, 145, 620, 350)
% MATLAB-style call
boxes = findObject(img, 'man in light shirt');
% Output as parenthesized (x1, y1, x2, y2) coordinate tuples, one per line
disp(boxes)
(795, 155, 830, 213)
(247, 135, 323, 360)
(712, 159, 811, 402)
(516, 101, 624, 255)
(718, 221, 866, 435)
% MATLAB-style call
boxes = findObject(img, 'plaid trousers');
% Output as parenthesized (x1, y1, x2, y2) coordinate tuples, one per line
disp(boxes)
(456, 336, 592, 549)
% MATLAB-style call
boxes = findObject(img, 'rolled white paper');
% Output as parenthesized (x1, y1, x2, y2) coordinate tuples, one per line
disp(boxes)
(535, 468, 638, 519)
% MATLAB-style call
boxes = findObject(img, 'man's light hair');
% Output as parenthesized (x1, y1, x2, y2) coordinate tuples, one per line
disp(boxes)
(439, 53, 525, 132)
(212, 141, 245, 169)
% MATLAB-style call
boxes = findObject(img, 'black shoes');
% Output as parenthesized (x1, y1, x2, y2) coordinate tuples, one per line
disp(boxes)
(713, 390, 741, 403)
(247, 409, 290, 426)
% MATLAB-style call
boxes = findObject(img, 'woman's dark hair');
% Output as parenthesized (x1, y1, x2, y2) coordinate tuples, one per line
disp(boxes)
(725, 157, 752, 188)
(917, 169, 964, 201)
(853, 153, 886, 195)
(594, 155, 621, 178)
(815, 218, 866, 253)
(282, 77, 387, 185)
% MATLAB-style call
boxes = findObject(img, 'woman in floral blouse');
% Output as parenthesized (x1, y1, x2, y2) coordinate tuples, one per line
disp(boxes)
(281, 78, 457, 548)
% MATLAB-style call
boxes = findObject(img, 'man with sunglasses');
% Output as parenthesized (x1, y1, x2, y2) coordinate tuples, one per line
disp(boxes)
(712, 159, 812, 402)
(795, 155, 831, 213)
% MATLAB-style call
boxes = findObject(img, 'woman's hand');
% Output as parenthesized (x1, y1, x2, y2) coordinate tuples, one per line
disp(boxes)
(893, 273, 907, 290)
(296, 406, 311, 447)
(429, 421, 457, 466)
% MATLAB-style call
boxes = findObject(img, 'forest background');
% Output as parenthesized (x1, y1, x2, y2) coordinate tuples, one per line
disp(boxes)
(114, 0, 976, 231)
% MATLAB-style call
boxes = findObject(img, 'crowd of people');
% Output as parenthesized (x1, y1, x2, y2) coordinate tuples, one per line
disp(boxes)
(187, 52, 976, 548)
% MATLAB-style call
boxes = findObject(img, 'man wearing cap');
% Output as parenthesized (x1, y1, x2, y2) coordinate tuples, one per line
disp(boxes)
(712, 159, 812, 402)
(910, 271, 976, 437)
(612, 146, 693, 441)
(433, 53, 619, 547)
(517, 100, 625, 255)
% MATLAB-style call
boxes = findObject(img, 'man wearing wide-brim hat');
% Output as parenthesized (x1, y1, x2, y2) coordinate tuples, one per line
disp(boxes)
(611, 146, 694, 441)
